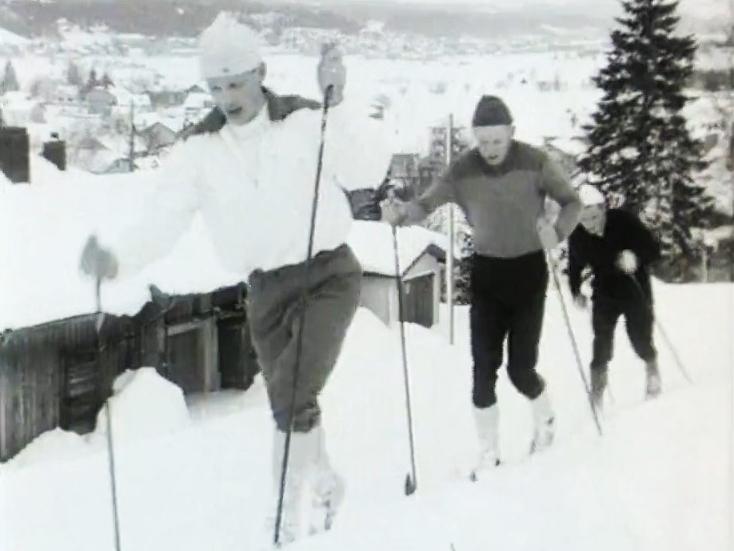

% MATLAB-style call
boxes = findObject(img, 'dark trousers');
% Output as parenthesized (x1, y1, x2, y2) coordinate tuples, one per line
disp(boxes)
(470, 252, 548, 408)
(590, 295, 657, 372)
(247, 245, 362, 433)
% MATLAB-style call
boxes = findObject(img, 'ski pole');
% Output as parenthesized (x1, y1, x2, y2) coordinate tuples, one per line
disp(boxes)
(274, 85, 334, 546)
(654, 319, 693, 383)
(548, 257, 603, 436)
(94, 275, 122, 551)
(625, 273, 693, 383)
(391, 225, 418, 496)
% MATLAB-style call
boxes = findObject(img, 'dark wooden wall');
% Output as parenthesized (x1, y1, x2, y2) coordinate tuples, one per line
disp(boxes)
(0, 284, 260, 462)
(0, 315, 131, 461)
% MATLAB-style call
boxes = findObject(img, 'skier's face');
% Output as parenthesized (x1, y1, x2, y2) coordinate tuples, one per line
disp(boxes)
(580, 205, 606, 236)
(207, 64, 267, 125)
(473, 125, 514, 166)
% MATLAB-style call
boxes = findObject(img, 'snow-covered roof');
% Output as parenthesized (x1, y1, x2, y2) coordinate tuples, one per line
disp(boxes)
(0, 91, 32, 106)
(134, 113, 179, 134)
(0, 27, 30, 46)
(184, 92, 213, 110)
(347, 221, 448, 277)
(134, 112, 163, 129)
(0, 159, 241, 332)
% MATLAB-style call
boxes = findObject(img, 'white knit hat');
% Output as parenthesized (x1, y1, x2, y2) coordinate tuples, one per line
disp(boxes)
(578, 184, 605, 207)
(199, 13, 263, 80)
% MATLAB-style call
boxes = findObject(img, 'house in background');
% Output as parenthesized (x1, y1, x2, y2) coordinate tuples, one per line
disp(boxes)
(85, 86, 117, 116)
(53, 84, 80, 104)
(147, 89, 188, 109)
(348, 221, 449, 328)
(0, 91, 36, 126)
(388, 153, 421, 198)
(137, 119, 178, 154)
(183, 92, 214, 122)
(186, 83, 207, 95)
(72, 134, 113, 171)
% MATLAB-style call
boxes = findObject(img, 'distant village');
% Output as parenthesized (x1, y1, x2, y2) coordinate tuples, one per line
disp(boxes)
(0, 15, 730, 180)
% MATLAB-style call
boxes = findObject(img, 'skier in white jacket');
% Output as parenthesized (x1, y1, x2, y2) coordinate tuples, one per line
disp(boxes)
(80, 14, 391, 545)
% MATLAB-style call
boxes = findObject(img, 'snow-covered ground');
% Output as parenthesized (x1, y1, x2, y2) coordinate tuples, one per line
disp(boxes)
(1, 280, 731, 551)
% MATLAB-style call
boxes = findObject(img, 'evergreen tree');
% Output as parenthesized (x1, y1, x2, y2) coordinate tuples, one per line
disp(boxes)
(67, 61, 82, 87)
(453, 230, 474, 305)
(578, 0, 713, 272)
(85, 68, 98, 91)
(1, 60, 20, 94)
(101, 72, 114, 89)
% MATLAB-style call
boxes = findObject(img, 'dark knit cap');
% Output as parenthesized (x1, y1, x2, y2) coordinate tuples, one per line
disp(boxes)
(472, 95, 513, 127)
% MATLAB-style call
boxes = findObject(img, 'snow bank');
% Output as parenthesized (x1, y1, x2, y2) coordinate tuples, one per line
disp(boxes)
(92, 368, 190, 442)
(3, 368, 189, 473)
(6, 428, 88, 470)
(0, 27, 29, 46)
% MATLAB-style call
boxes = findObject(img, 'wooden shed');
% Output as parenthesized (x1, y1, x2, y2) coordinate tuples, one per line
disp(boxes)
(347, 221, 449, 328)
(0, 283, 258, 462)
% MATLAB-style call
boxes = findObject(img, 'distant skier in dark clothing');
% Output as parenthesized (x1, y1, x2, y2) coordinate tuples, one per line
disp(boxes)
(568, 185, 662, 409)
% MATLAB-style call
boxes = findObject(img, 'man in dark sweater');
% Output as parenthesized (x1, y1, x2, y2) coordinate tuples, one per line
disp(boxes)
(568, 185, 662, 409)
(382, 95, 581, 475)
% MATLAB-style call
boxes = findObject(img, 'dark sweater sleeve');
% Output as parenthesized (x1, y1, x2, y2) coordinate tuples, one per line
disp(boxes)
(567, 233, 586, 296)
(621, 211, 661, 265)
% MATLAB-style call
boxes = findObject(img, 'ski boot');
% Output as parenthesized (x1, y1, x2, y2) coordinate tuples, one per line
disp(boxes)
(530, 390, 555, 454)
(469, 405, 500, 481)
(645, 359, 662, 399)
(309, 425, 345, 535)
(590, 366, 608, 411)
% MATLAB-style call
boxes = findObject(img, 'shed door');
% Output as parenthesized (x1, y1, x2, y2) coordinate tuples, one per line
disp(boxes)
(402, 274, 434, 328)
(166, 318, 219, 394)
(218, 316, 259, 391)
(60, 348, 101, 434)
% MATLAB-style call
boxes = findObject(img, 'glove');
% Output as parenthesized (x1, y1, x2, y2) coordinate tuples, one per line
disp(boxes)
(380, 198, 407, 227)
(536, 218, 560, 249)
(79, 235, 118, 280)
(318, 43, 346, 105)
(573, 294, 588, 310)
(616, 249, 638, 274)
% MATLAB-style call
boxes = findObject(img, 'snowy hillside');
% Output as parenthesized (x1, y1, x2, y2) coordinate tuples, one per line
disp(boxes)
(1, 281, 731, 551)
(0, 26, 29, 46)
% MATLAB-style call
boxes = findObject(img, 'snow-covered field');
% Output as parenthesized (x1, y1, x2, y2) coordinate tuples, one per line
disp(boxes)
(1, 280, 731, 551)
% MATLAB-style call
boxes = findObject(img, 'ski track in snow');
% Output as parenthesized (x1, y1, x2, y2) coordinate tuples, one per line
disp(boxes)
(0, 281, 731, 551)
